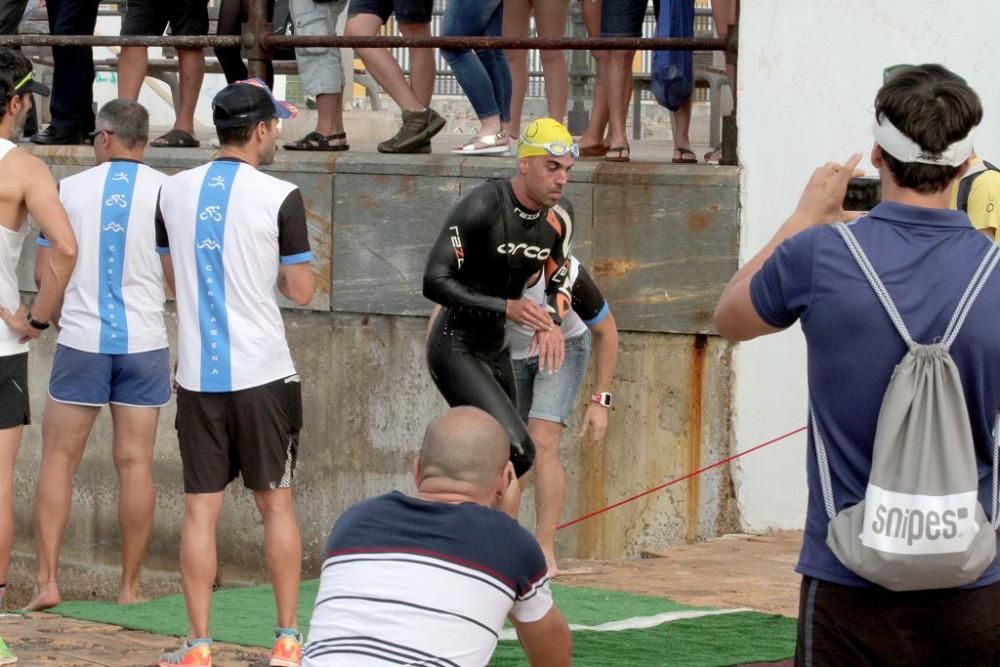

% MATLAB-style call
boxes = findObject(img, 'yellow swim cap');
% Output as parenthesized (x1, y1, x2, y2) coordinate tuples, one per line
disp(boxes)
(518, 118, 575, 159)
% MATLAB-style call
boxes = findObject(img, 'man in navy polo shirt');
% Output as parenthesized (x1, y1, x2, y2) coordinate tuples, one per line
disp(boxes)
(715, 64, 1000, 663)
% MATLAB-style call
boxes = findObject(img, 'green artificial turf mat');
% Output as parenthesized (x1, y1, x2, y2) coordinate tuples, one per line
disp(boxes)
(48, 580, 795, 666)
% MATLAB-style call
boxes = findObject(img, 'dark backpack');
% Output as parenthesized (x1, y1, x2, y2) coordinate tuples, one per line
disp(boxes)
(957, 160, 1000, 212)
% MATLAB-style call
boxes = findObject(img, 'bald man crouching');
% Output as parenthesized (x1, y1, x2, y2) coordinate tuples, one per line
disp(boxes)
(302, 407, 572, 667)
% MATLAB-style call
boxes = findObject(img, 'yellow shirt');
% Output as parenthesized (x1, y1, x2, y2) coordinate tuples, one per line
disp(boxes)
(950, 157, 1000, 239)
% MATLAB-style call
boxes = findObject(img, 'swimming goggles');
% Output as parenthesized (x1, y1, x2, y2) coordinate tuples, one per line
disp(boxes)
(518, 136, 580, 158)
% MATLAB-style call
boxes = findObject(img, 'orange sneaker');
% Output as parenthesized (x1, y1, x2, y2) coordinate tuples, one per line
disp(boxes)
(269, 632, 302, 667)
(158, 639, 212, 667)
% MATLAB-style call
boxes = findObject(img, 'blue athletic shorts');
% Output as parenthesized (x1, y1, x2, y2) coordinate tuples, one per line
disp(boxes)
(512, 329, 591, 425)
(48, 344, 172, 408)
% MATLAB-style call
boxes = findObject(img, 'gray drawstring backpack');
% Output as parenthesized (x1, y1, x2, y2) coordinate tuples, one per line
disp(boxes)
(811, 221, 1000, 592)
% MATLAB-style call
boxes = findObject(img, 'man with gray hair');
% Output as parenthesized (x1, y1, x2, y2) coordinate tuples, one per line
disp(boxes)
(25, 99, 170, 612)
(303, 406, 572, 666)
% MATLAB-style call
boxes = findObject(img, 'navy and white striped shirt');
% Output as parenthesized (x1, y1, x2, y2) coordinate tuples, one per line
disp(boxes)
(304, 492, 552, 666)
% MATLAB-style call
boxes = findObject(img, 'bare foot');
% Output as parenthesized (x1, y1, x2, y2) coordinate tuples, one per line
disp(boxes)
(118, 588, 148, 605)
(542, 548, 558, 578)
(22, 583, 60, 612)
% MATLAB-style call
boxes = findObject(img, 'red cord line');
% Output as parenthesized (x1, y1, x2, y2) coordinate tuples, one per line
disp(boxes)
(556, 426, 807, 531)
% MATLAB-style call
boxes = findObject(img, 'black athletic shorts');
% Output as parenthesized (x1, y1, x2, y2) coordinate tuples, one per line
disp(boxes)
(121, 0, 210, 37)
(795, 575, 1000, 666)
(0, 353, 29, 430)
(347, 0, 433, 25)
(176, 375, 302, 493)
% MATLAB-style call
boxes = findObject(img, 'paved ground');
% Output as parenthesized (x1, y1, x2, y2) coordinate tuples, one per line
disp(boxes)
(0, 531, 801, 665)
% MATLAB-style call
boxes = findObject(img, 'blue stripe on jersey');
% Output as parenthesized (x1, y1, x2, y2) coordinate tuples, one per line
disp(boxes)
(194, 161, 240, 391)
(279, 250, 313, 265)
(98, 161, 139, 354)
(583, 300, 609, 327)
(36, 235, 50, 248)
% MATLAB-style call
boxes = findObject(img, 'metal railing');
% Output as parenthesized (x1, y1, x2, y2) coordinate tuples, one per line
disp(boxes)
(0, 0, 738, 163)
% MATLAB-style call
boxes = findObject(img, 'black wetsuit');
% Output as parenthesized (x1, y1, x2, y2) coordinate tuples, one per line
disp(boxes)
(423, 179, 574, 477)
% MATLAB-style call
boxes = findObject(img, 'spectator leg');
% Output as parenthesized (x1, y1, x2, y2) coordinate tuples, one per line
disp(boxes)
(501, 0, 531, 137)
(577, 0, 607, 148)
(117, 46, 149, 101)
(670, 96, 693, 160)
(533, 0, 570, 123)
(346, 14, 425, 112)
(605, 49, 634, 152)
(174, 48, 205, 134)
(441, 0, 506, 137)
(214, 0, 248, 84)
(313, 92, 344, 137)
(632, 81, 641, 141)
(47, 0, 98, 133)
(399, 21, 434, 108)
(712, 0, 736, 92)
(288, 0, 347, 147)
(0, 0, 29, 33)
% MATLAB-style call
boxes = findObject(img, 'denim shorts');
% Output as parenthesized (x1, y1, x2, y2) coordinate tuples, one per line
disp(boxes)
(512, 329, 591, 425)
(347, 0, 433, 24)
(48, 344, 171, 408)
(601, 0, 659, 37)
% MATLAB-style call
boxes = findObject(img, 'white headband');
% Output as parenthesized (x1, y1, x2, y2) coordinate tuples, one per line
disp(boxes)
(873, 115, 973, 167)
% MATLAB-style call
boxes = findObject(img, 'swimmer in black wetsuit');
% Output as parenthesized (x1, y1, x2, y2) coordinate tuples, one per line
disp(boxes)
(423, 118, 579, 482)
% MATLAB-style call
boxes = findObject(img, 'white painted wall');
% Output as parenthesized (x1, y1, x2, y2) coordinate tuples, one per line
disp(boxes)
(732, 0, 1000, 530)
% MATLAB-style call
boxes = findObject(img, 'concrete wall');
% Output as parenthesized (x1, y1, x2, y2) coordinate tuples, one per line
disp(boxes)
(14, 148, 741, 585)
(733, 0, 1000, 530)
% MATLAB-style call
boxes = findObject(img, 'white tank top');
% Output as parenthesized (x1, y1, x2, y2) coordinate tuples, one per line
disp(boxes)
(0, 138, 29, 356)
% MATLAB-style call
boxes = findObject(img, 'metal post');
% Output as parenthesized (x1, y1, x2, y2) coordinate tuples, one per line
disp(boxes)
(244, 0, 270, 81)
(566, 3, 590, 136)
(720, 0, 739, 166)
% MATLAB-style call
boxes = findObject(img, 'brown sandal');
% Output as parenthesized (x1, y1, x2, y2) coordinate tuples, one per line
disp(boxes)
(283, 131, 349, 151)
(605, 145, 630, 162)
(578, 143, 609, 158)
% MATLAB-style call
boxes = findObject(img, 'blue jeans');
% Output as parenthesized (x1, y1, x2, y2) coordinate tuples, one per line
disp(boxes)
(512, 330, 592, 425)
(440, 0, 511, 122)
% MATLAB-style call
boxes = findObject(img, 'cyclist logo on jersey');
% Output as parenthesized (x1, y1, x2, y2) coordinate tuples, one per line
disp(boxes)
(200, 206, 223, 222)
(105, 194, 128, 208)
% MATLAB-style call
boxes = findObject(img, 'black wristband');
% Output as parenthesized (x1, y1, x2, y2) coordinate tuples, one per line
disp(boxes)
(27, 314, 50, 331)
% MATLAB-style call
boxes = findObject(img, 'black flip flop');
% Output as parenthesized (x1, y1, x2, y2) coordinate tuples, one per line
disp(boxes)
(283, 131, 349, 151)
(672, 147, 698, 164)
(150, 128, 200, 148)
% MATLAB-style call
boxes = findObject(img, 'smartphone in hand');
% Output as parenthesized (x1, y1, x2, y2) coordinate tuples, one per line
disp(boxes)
(843, 177, 882, 211)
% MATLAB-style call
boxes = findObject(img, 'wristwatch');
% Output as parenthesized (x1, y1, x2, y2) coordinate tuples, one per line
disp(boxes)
(592, 392, 613, 407)
(27, 313, 50, 331)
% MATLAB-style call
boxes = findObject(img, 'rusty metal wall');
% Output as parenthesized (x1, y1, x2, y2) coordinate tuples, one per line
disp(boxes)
(12, 146, 740, 588)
